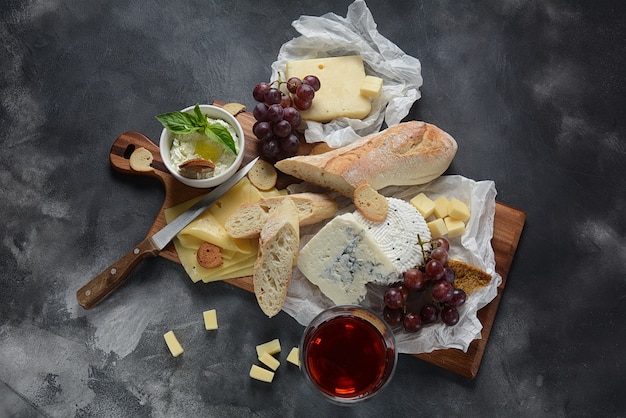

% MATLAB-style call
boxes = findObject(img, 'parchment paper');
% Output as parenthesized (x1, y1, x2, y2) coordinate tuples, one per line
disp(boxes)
(270, 0, 423, 147)
(282, 175, 502, 354)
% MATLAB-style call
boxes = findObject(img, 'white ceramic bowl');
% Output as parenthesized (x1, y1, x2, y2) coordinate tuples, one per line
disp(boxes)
(159, 104, 246, 188)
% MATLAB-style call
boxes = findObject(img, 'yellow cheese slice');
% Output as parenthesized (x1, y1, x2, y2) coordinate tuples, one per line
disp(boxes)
(286, 55, 372, 122)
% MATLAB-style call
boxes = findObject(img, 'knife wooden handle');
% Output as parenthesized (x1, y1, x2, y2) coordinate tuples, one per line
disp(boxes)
(77, 238, 160, 309)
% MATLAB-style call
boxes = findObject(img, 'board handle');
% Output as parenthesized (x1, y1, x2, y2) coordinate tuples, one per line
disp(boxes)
(109, 131, 169, 181)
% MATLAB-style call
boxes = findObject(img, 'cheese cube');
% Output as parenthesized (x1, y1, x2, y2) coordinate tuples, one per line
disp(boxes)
(163, 331, 184, 357)
(258, 351, 280, 371)
(448, 198, 470, 222)
(444, 217, 466, 238)
(256, 338, 281, 357)
(249, 365, 274, 383)
(410, 193, 436, 218)
(203, 309, 218, 330)
(287, 347, 300, 367)
(286, 55, 372, 122)
(360, 75, 383, 98)
(427, 218, 448, 238)
(433, 196, 449, 219)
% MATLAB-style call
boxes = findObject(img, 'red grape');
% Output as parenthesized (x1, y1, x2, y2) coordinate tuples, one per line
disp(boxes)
(282, 107, 301, 128)
(432, 237, 450, 252)
(253, 82, 270, 102)
(286, 77, 302, 94)
(262, 139, 280, 159)
(296, 83, 315, 102)
(253, 103, 269, 122)
(420, 303, 438, 324)
(303, 75, 321, 91)
(448, 288, 467, 308)
(425, 259, 445, 280)
(279, 134, 300, 155)
(403, 312, 422, 332)
(267, 104, 284, 123)
(442, 266, 456, 284)
(384, 287, 404, 310)
(431, 279, 453, 303)
(441, 306, 460, 326)
(395, 283, 410, 302)
(252, 121, 272, 141)
(383, 306, 403, 327)
(403, 268, 425, 291)
(293, 95, 312, 111)
(272, 120, 292, 138)
(264, 88, 282, 105)
(430, 247, 449, 265)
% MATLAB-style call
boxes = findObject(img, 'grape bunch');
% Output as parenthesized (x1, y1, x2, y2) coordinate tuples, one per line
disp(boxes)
(381, 236, 468, 333)
(251, 74, 321, 160)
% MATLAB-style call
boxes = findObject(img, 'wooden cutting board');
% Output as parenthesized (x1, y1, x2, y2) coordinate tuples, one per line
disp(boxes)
(109, 102, 526, 379)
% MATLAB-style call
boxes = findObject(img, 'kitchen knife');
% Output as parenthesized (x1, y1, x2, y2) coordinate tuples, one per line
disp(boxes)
(76, 156, 259, 309)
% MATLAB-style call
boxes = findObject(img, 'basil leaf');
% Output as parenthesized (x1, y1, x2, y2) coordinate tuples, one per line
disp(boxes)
(155, 111, 201, 134)
(205, 123, 237, 154)
(192, 104, 206, 127)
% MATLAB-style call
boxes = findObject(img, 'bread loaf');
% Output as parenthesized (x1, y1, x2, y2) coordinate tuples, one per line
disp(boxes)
(274, 121, 458, 197)
(253, 198, 300, 317)
(225, 192, 338, 239)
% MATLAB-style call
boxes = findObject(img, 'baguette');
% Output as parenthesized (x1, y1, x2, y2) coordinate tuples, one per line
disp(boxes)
(274, 121, 458, 197)
(253, 198, 300, 318)
(225, 192, 338, 239)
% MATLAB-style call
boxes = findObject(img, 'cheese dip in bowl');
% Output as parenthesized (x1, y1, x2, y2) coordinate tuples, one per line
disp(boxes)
(159, 104, 245, 188)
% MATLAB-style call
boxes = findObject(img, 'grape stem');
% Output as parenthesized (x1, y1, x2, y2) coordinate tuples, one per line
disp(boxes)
(416, 234, 431, 263)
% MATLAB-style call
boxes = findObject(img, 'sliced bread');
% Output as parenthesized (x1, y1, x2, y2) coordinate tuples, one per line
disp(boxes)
(253, 198, 300, 317)
(225, 192, 338, 239)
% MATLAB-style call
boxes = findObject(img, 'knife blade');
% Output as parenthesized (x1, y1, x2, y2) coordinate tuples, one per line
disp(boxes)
(76, 156, 259, 309)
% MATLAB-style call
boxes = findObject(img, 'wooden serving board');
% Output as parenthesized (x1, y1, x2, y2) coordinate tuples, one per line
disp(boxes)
(109, 102, 526, 379)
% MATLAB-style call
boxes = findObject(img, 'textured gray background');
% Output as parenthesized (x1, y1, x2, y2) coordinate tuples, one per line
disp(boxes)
(1, 0, 625, 417)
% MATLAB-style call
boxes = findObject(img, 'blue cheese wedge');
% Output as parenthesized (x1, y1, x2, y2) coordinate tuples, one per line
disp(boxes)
(352, 197, 431, 275)
(297, 213, 398, 305)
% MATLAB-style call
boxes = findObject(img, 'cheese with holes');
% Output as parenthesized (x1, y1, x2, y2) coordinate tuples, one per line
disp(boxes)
(249, 365, 274, 383)
(164, 331, 184, 357)
(353, 198, 431, 274)
(297, 213, 398, 305)
(285, 55, 372, 122)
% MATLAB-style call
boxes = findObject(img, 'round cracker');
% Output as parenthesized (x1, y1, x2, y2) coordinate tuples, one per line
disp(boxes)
(247, 159, 278, 191)
(196, 242, 223, 269)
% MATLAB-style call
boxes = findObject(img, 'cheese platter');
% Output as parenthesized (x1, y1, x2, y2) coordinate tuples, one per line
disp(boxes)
(108, 101, 526, 379)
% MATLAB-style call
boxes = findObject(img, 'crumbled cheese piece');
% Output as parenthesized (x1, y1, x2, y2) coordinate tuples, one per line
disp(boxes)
(444, 216, 466, 238)
(256, 339, 281, 357)
(249, 365, 274, 383)
(448, 197, 470, 222)
(427, 218, 448, 239)
(433, 196, 450, 219)
(410, 193, 436, 218)
(163, 331, 184, 357)
(286, 347, 300, 367)
(258, 352, 280, 371)
(203, 309, 218, 330)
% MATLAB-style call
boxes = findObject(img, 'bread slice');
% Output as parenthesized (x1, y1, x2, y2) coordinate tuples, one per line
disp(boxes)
(353, 183, 389, 222)
(274, 121, 458, 197)
(253, 198, 300, 317)
(225, 192, 338, 239)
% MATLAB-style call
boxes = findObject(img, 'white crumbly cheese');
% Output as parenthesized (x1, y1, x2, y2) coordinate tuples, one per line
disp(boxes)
(170, 117, 239, 178)
(297, 213, 398, 305)
(352, 197, 431, 275)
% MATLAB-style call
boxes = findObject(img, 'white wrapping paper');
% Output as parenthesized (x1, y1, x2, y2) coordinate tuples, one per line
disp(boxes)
(282, 175, 502, 354)
(270, 0, 423, 147)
